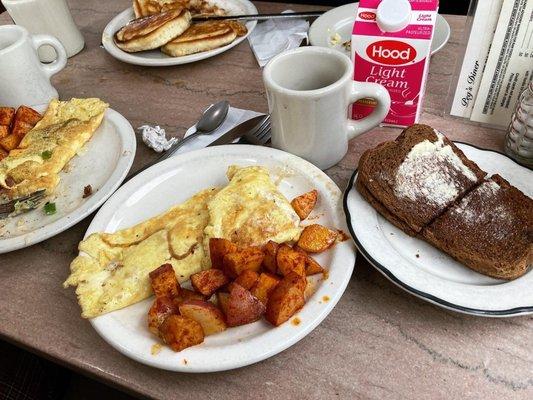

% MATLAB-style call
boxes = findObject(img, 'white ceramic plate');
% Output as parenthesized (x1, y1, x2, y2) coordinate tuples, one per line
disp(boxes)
(344, 143, 533, 317)
(309, 3, 450, 56)
(102, 0, 257, 67)
(85, 145, 356, 372)
(0, 106, 136, 254)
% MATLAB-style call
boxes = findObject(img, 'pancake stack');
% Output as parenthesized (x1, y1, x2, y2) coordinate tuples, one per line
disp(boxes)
(114, 0, 247, 56)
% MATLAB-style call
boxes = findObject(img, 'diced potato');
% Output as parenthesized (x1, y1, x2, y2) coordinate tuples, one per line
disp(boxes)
(291, 189, 318, 220)
(209, 238, 238, 269)
(262, 240, 279, 274)
(190, 268, 229, 297)
(294, 246, 325, 275)
(216, 292, 230, 316)
(265, 271, 306, 326)
(222, 246, 264, 278)
(0, 107, 15, 126)
(173, 288, 206, 307)
(178, 300, 227, 336)
(14, 105, 42, 125)
(0, 147, 7, 161)
(147, 296, 178, 335)
(225, 283, 266, 327)
(149, 263, 180, 299)
(276, 244, 306, 276)
(250, 273, 280, 305)
(0, 134, 21, 152)
(234, 269, 259, 290)
(159, 315, 204, 352)
(11, 120, 33, 139)
(0, 125, 8, 139)
(297, 224, 337, 253)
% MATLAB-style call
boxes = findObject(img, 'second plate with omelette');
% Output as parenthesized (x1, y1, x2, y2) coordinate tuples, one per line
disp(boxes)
(76, 145, 355, 372)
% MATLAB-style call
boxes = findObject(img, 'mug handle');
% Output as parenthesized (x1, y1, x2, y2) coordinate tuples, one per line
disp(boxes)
(346, 81, 391, 140)
(31, 34, 67, 78)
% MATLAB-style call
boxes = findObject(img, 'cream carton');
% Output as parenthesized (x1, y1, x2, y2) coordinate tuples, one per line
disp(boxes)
(351, 0, 439, 127)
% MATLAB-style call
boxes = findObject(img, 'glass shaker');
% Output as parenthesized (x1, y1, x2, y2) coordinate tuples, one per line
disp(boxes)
(505, 81, 533, 167)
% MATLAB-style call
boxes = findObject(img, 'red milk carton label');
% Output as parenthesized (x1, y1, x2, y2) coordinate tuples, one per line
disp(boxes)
(352, 0, 439, 127)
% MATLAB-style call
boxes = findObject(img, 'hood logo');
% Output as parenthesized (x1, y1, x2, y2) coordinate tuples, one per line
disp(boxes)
(366, 40, 417, 65)
(359, 11, 376, 20)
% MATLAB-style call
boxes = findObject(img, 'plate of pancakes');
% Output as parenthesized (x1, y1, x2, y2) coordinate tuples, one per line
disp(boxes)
(65, 145, 356, 371)
(102, 0, 257, 66)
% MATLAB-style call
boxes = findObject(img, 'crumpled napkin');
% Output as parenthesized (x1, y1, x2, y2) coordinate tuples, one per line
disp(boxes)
(248, 10, 309, 67)
(139, 106, 262, 156)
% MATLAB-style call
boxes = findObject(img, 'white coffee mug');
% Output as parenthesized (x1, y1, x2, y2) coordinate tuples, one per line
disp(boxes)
(2, 0, 84, 62)
(0, 25, 67, 108)
(263, 46, 391, 169)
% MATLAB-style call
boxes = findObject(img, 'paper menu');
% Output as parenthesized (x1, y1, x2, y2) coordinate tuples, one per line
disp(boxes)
(450, 0, 504, 118)
(469, 0, 533, 126)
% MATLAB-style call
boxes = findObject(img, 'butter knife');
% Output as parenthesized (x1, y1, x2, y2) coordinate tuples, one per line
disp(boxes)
(192, 11, 324, 22)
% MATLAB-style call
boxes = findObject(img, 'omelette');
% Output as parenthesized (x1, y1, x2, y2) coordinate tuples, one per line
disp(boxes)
(64, 188, 218, 318)
(204, 165, 302, 248)
(0, 98, 108, 201)
(65, 165, 302, 318)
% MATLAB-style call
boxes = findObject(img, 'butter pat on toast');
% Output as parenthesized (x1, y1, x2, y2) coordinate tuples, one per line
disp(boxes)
(357, 124, 486, 233)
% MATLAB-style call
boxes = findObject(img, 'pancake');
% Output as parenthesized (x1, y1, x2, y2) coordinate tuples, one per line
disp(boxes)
(204, 165, 302, 251)
(161, 20, 246, 57)
(114, 8, 191, 53)
(0, 98, 108, 201)
(64, 188, 219, 318)
(133, 0, 226, 18)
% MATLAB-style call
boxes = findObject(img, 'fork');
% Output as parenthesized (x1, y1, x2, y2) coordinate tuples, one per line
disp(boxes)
(238, 115, 271, 145)
(0, 189, 47, 218)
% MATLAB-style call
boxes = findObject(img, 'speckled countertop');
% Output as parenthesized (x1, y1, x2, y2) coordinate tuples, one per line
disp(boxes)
(0, 1, 531, 399)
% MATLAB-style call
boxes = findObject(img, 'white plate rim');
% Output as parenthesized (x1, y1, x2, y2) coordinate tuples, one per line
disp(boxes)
(308, 2, 451, 56)
(85, 144, 356, 372)
(343, 142, 533, 317)
(0, 108, 136, 254)
(102, 0, 258, 67)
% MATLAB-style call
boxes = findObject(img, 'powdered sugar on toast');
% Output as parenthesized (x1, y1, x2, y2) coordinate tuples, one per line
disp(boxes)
(394, 130, 478, 206)
(452, 181, 500, 223)
(450, 180, 511, 240)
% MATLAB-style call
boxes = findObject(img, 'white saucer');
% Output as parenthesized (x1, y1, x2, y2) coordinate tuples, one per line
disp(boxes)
(309, 3, 450, 56)
(102, 0, 257, 67)
(83, 145, 356, 372)
(344, 143, 533, 317)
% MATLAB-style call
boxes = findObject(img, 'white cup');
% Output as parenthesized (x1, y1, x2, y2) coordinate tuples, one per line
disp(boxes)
(263, 46, 391, 169)
(2, 0, 84, 62)
(0, 25, 67, 107)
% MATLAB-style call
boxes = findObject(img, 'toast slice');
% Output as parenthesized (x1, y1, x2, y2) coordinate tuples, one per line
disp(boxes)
(422, 175, 532, 280)
(114, 8, 191, 52)
(357, 124, 486, 233)
(161, 20, 245, 57)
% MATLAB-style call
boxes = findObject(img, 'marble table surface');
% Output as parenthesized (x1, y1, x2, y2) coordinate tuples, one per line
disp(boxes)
(1, 1, 532, 399)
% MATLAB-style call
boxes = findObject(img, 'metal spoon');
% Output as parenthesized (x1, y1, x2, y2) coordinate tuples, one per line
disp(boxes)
(129, 101, 229, 179)
(163, 100, 230, 159)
